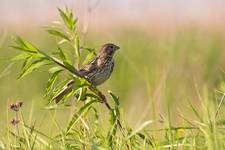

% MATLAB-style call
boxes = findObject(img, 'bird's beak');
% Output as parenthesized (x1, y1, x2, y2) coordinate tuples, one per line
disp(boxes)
(115, 45, 120, 50)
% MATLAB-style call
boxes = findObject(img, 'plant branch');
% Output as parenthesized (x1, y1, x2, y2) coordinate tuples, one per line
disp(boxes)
(38, 50, 82, 78)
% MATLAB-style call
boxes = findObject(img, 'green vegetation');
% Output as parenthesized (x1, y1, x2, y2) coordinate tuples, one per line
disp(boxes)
(0, 8, 225, 149)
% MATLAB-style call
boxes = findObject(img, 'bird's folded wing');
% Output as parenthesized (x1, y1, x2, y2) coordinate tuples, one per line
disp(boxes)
(53, 80, 75, 103)
(79, 57, 98, 76)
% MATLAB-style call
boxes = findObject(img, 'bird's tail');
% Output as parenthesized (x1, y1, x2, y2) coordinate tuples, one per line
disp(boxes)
(53, 80, 75, 103)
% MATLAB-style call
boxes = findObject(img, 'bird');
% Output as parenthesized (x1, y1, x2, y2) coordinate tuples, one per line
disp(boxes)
(53, 43, 120, 103)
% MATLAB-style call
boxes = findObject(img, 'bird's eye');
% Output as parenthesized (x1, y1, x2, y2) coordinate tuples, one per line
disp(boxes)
(109, 46, 113, 49)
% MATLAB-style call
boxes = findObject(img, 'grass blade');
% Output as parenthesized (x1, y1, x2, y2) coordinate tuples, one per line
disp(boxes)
(127, 120, 154, 139)
(188, 101, 203, 122)
(66, 100, 97, 134)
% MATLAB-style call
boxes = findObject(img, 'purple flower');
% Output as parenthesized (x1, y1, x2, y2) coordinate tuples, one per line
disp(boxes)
(11, 118, 20, 126)
(9, 101, 23, 112)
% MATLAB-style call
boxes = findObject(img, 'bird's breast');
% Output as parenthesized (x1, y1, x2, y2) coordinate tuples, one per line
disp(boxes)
(89, 59, 114, 86)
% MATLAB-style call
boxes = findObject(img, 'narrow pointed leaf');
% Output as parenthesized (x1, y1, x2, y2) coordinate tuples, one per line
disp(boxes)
(82, 51, 95, 65)
(48, 66, 63, 74)
(11, 53, 30, 61)
(57, 46, 68, 62)
(58, 8, 76, 31)
(11, 46, 37, 54)
(109, 91, 120, 106)
(66, 100, 97, 134)
(45, 69, 63, 96)
(14, 36, 38, 52)
(18, 58, 48, 79)
(46, 29, 70, 41)
(74, 35, 80, 60)
(21, 56, 32, 71)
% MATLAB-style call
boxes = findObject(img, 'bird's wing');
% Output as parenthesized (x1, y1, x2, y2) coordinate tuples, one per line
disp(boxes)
(79, 57, 98, 76)
(53, 79, 75, 103)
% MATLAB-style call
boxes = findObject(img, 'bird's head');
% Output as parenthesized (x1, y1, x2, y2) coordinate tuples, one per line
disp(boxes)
(98, 43, 120, 58)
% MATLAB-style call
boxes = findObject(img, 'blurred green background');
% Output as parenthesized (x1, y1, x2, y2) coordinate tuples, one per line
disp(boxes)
(0, 0, 225, 136)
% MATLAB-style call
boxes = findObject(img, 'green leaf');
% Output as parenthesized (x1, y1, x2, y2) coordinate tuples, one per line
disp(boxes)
(46, 29, 70, 41)
(12, 46, 37, 54)
(58, 8, 77, 31)
(58, 39, 68, 45)
(82, 50, 95, 65)
(36, 49, 52, 60)
(48, 66, 63, 74)
(45, 69, 63, 96)
(74, 35, 80, 60)
(12, 52, 43, 61)
(63, 61, 77, 74)
(57, 46, 68, 62)
(21, 56, 33, 71)
(109, 109, 117, 126)
(108, 91, 120, 106)
(18, 58, 48, 79)
(37, 49, 79, 76)
(85, 93, 99, 99)
(58, 8, 70, 29)
(13, 36, 38, 53)
(82, 47, 96, 53)
(66, 100, 97, 134)
(52, 79, 72, 95)
(11, 53, 30, 61)
(75, 87, 84, 101)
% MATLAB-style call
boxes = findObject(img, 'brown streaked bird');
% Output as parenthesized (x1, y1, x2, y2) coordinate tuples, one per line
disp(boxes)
(53, 43, 120, 103)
